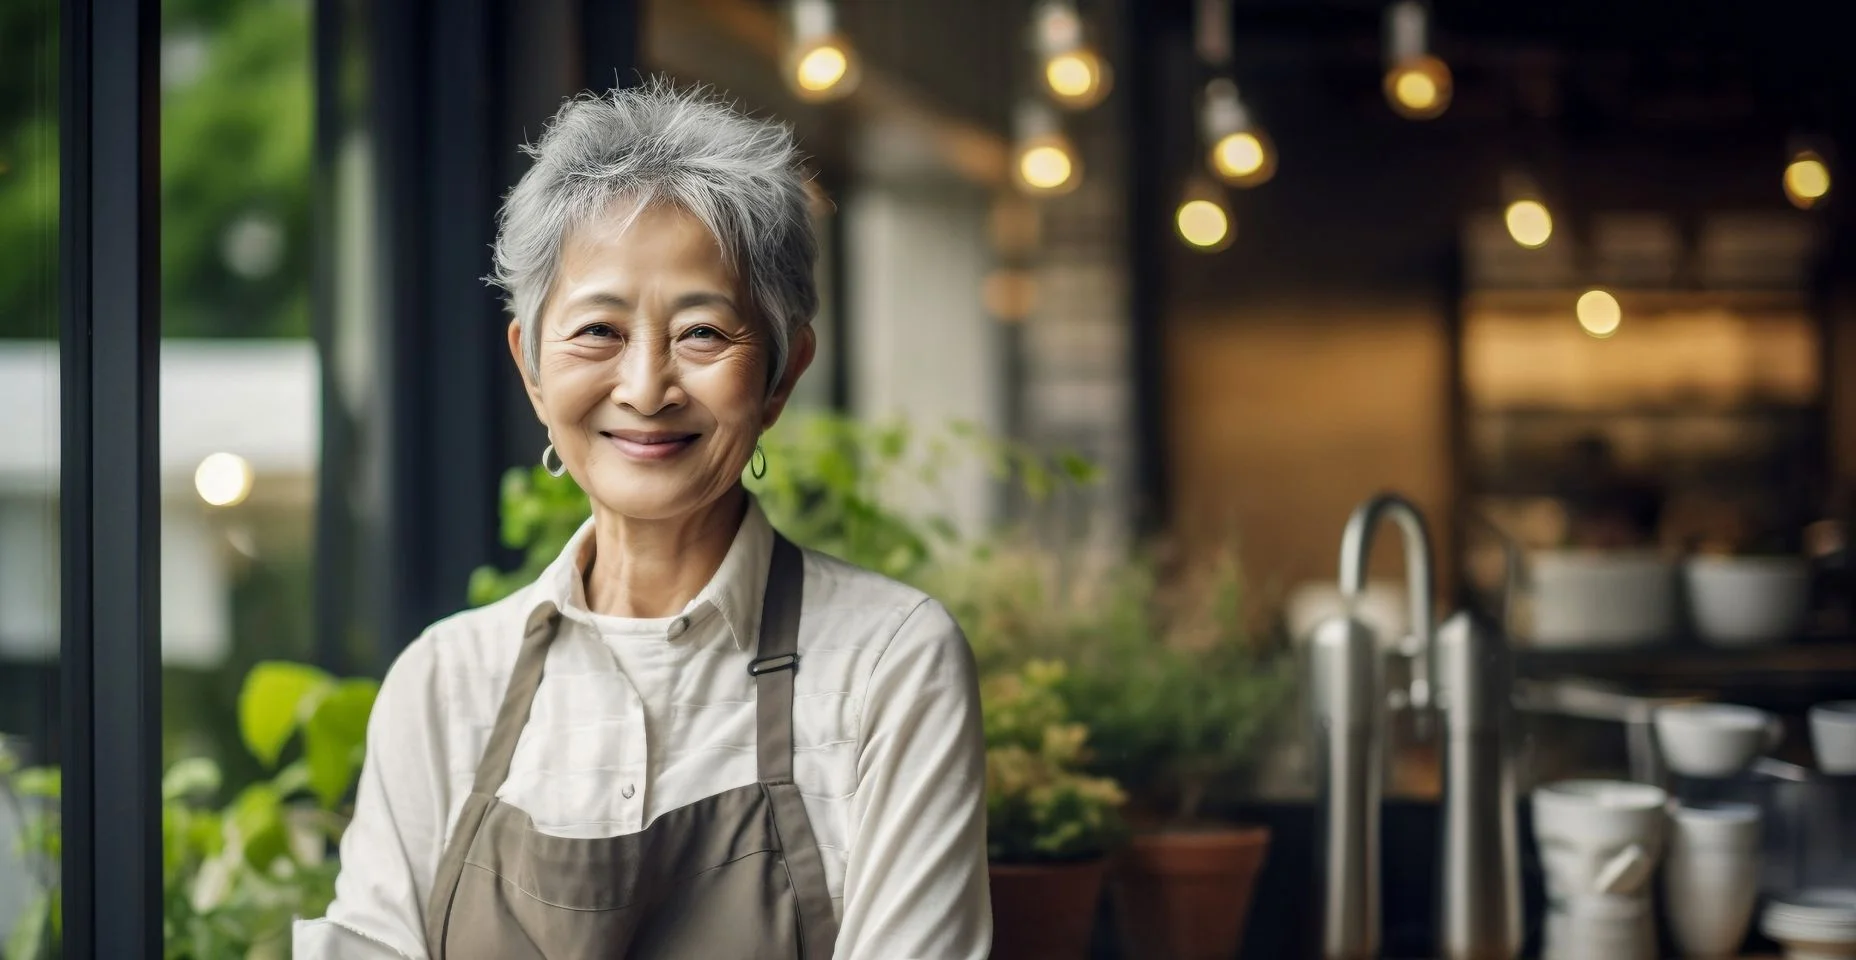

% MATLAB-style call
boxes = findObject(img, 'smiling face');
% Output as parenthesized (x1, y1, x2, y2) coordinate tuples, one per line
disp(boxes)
(512, 199, 813, 523)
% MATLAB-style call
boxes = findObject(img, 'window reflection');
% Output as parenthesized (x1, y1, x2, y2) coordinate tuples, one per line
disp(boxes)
(0, 0, 63, 946)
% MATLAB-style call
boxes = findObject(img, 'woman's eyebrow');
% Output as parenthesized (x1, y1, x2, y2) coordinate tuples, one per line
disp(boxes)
(565, 291, 632, 314)
(669, 291, 737, 313)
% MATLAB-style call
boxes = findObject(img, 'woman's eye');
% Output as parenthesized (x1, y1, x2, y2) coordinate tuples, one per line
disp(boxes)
(576, 323, 618, 339)
(686, 325, 721, 340)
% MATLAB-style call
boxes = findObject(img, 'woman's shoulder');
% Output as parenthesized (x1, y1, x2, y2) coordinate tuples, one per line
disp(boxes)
(792, 545, 971, 662)
(382, 584, 546, 691)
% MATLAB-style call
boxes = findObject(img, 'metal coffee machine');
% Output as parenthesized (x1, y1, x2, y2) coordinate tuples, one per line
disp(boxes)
(1305, 492, 1523, 960)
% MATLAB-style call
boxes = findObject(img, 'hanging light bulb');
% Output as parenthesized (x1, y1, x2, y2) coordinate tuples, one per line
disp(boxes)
(1031, 0, 1112, 110)
(1175, 175, 1235, 252)
(1500, 172, 1553, 248)
(1784, 149, 1832, 210)
(1576, 289, 1622, 339)
(1382, 1, 1451, 120)
(784, 0, 860, 103)
(1200, 77, 1276, 188)
(1011, 100, 1081, 196)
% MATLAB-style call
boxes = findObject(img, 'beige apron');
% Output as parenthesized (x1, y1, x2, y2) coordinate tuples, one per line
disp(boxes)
(423, 534, 839, 959)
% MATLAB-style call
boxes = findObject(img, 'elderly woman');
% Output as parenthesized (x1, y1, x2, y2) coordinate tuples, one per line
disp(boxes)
(293, 80, 991, 959)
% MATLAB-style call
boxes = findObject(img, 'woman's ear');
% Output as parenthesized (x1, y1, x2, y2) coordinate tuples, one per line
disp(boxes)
(507, 318, 548, 425)
(761, 324, 817, 431)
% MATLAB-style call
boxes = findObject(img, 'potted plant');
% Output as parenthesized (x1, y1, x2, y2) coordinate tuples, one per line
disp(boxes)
(1056, 543, 1297, 960)
(981, 658, 1127, 960)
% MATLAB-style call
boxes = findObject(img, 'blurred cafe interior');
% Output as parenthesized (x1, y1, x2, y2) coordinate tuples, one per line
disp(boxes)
(3, 0, 1856, 956)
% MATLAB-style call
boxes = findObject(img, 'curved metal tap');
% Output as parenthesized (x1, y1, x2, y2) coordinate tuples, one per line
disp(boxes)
(1338, 492, 1438, 715)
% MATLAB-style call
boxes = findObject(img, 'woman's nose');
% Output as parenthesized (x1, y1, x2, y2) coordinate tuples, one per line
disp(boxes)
(609, 333, 680, 415)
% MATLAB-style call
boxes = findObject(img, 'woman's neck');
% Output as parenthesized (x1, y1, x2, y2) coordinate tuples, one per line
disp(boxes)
(582, 485, 748, 619)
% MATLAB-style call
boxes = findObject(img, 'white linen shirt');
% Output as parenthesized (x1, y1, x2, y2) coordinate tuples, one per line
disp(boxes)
(292, 495, 992, 959)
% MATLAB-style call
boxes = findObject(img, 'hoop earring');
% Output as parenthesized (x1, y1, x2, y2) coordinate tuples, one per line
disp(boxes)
(541, 443, 567, 478)
(749, 444, 767, 480)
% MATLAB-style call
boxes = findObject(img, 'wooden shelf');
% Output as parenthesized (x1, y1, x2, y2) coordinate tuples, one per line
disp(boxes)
(1514, 636, 1856, 701)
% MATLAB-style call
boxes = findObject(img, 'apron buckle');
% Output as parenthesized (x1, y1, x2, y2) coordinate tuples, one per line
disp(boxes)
(748, 652, 800, 676)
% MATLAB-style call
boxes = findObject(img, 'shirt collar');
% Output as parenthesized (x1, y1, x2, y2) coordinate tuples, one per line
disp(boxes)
(524, 493, 775, 652)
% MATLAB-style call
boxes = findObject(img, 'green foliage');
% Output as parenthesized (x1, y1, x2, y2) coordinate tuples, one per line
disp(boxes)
(2, 661, 378, 960)
(465, 410, 1094, 606)
(1056, 547, 1297, 824)
(466, 464, 598, 607)
(931, 540, 1298, 826)
(981, 660, 1126, 863)
(0, 0, 312, 339)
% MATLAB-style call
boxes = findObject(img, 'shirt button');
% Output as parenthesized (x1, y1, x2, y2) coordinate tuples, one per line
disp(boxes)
(622, 784, 637, 800)
(666, 616, 690, 639)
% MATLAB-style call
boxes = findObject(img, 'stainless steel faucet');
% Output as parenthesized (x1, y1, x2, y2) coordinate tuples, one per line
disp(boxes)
(1307, 493, 1521, 960)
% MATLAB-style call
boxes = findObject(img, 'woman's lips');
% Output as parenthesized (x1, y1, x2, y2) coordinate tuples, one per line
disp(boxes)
(603, 431, 699, 461)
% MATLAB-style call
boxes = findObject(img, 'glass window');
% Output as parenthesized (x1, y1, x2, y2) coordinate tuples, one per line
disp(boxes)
(157, 0, 325, 949)
(0, 0, 64, 949)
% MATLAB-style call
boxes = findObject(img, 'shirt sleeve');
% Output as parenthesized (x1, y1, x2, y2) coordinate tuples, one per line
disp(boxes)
(293, 634, 451, 960)
(835, 598, 993, 960)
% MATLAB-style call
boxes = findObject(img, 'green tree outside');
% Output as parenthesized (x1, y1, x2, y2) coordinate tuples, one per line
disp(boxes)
(0, 0, 313, 340)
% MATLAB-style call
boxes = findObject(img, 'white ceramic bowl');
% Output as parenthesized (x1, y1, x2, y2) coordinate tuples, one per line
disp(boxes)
(1761, 889, 1856, 959)
(1813, 702, 1856, 775)
(1655, 703, 1784, 778)
(1685, 555, 1812, 648)
(1528, 550, 1678, 648)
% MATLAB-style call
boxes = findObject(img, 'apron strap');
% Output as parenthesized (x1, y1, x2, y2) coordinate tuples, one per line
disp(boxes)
(429, 603, 560, 955)
(752, 533, 805, 784)
(471, 602, 561, 796)
(751, 534, 840, 959)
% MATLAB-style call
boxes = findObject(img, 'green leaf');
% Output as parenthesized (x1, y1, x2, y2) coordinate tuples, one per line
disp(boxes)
(239, 661, 334, 768)
(230, 782, 288, 870)
(162, 756, 222, 802)
(1058, 452, 1101, 485)
(13, 766, 59, 799)
(271, 759, 312, 798)
(303, 679, 379, 808)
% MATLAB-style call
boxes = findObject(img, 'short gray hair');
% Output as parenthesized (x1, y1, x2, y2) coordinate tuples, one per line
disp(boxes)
(491, 77, 820, 389)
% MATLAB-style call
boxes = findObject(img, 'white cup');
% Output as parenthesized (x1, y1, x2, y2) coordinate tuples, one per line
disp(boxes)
(1545, 894, 1657, 960)
(1533, 780, 1669, 901)
(1656, 703, 1784, 778)
(1665, 802, 1763, 959)
(1812, 702, 1856, 775)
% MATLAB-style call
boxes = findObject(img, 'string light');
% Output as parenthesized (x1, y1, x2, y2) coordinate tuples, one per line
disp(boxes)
(1501, 172, 1553, 248)
(195, 453, 254, 507)
(1175, 176, 1235, 252)
(1200, 78, 1276, 188)
(1784, 150, 1832, 210)
(1576, 289, 1622, 339)
(1382, 2, 1451, 120)
(1504, 201, 1552, 247)
(784, 0, 859, 103)
(1031, 0, 1112, 110)
(1011, 100, 1081, 196)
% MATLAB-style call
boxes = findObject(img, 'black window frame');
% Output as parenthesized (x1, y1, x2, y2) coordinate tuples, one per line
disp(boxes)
(58, 0, 165, 955)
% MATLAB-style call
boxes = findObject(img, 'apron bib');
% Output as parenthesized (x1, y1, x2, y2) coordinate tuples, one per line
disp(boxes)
(423, 534, 839, 959)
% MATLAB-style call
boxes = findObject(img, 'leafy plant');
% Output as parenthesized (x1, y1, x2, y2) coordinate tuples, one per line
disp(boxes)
(2, 661, 378, 960)
(1057, 544, 1298, 826)
(466, 410, 1097, 606)
(930, 538, 1297, 827)
(981, 659, 1126, 863)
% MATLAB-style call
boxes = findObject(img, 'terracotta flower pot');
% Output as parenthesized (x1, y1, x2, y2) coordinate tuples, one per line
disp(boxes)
(1111, 825, 1271, 960)
(989, 858, 1109, 959)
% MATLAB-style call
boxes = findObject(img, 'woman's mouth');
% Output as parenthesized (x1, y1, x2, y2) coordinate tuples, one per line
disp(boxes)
(602, 430, 699, 461)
